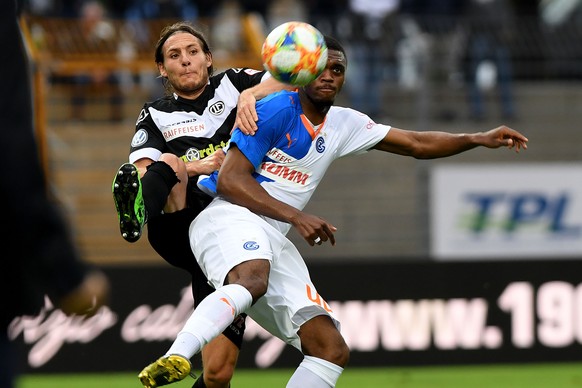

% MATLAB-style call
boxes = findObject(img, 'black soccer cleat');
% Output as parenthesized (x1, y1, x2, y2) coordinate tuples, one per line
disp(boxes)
(112, 163, 147, 243)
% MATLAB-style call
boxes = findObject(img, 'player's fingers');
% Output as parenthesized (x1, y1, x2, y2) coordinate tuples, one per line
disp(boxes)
(238, 114, 257, 135)
(322, 223, 337, 246)
(250, 107, 258, 122)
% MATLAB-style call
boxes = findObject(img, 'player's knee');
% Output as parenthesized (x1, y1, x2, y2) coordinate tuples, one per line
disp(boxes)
(314, 340, 349, 367)
(158, 154, 186, 178)
(227, 260, 270, 303)
(158, 153, 181, 168)
(331, 340, 350, 367)
(299, 317, 350, 367)
(244, 276, 268, 302)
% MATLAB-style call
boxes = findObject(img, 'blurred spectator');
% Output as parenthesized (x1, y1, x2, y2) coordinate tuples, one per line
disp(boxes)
(238, 0, 272, 36)
(539, 0, 582, 78)
(463, 0, 517, 121)
(398, 0, 464, 122)
(125, 0, 198, 21)
(341, 0, 401, 120)
(123, 0, 202, 100)
(20, 0, 83, 17)
(239, 0, 271, 17)
(2, 2, 110, 386)
(70, 0, 123, 121)
(303, 0, 347, 37)
(268, 0, 308, 32)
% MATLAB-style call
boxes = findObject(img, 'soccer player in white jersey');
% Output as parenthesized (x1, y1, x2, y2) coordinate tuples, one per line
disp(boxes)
(138, 36, 528, 387)
(113, 22, 290, 388)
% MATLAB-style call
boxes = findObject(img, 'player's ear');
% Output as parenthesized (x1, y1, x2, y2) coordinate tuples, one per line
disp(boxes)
(205, 52, 213, 68)
(158, 62, 167, 78)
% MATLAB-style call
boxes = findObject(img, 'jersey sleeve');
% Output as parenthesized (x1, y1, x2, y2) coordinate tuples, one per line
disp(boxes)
(225, 68, 269, 92)
(334, 108, 391, 158)
(128, 103, 166, 163)
(229, 91, 295, 168)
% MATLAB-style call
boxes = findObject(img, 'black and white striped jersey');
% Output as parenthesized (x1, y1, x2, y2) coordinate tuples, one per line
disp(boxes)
(126, 67, 268, 206)
(128, 67, 268, 164)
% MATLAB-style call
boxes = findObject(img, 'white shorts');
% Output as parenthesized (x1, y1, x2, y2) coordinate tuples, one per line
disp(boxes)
(189, 198, 340, 350)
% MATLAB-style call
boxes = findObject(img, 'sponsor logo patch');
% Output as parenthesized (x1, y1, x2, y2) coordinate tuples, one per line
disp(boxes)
(131, 129, 148, 147)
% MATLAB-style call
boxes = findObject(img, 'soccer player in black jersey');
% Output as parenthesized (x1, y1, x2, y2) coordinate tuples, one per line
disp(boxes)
(111, 22, 290, 388)
(3, 2, 110, 387)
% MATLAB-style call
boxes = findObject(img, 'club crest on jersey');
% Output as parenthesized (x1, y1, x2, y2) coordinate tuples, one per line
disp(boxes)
(131, 129, 148, 147)
(208, 101, 225, 116)
(316, 136, 325, 153)
(136, 109, 149, 125)
(243, 241, 259, 250)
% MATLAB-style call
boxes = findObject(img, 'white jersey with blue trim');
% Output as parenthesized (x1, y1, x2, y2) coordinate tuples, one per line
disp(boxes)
(199, 90, 391, 235)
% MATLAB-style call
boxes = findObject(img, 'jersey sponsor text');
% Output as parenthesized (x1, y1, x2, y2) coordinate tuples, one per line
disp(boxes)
(259, 162, 310, 185)
(162, 122, 207, 141)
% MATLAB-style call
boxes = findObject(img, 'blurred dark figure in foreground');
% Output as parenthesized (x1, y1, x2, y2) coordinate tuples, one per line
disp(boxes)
(0, 2, 110, 387)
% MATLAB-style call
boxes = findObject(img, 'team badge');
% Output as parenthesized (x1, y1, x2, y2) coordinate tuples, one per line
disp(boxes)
(209, 101, 225, 116)
(316, 136, 325, 153)
(243, 241, 259, 250)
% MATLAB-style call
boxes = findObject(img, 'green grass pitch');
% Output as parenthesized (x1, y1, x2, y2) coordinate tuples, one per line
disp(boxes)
(18, 363, 582, 387)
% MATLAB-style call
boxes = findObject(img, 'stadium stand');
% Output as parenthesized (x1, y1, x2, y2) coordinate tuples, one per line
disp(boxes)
(18, 10, 582, 265)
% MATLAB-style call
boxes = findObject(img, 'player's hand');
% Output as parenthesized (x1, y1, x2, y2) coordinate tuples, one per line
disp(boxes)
(232, 89, 258, 136)
(482, 125, 528, 152)
(290, 211, 337, 247)
(58, 270, 110, 316)
(188, 150, 226, 176)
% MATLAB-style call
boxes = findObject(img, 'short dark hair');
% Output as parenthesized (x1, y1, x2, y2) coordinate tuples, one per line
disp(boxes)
(324, 35, 347, 65)
(155, 21, 214, 76)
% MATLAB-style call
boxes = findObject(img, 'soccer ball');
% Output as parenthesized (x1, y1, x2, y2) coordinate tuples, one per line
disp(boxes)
(261, 21, 328, 86)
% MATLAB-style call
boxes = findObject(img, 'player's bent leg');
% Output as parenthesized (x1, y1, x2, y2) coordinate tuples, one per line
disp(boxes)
(297, 315, 349, 367)
(191, 314, 246, 387)
(197, 334, 240, 388)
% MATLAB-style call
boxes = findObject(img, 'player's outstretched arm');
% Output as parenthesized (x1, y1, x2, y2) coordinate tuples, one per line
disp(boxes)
(374, 125, 528, 159)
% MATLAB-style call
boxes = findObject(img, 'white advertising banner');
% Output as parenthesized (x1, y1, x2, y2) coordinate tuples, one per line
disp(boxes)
(430, 163, 582, 260)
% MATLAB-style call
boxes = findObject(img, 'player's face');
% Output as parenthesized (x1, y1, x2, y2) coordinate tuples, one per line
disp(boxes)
(158, 32, 212, 99)
(303, 49, 346, 104)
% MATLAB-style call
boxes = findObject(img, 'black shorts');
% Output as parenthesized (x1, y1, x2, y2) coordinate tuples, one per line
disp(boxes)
(147, 207, 245, 349)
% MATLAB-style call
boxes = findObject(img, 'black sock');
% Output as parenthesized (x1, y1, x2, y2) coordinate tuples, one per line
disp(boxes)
(191, 373, 207, 388)
(141, 161, 179, 218)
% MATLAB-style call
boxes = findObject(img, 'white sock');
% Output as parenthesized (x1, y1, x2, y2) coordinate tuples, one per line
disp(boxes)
(287, 356, 344, 388)
(165, 284, 252, 359)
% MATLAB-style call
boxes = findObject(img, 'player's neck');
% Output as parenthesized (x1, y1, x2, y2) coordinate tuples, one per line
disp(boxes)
(173, 83, 207, 101)
(299, 91, 331, 125)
